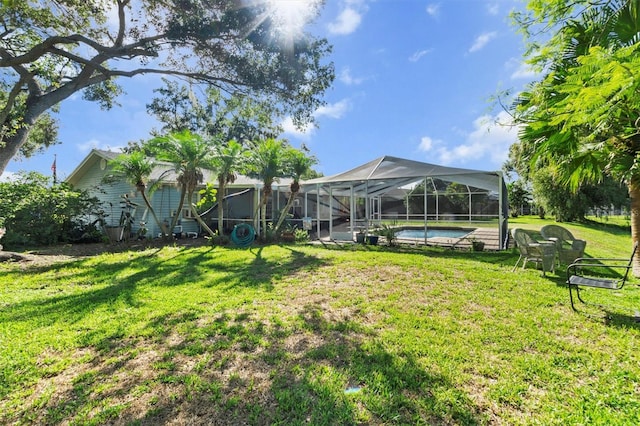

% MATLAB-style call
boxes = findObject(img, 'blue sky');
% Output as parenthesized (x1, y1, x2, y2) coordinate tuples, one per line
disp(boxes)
(2, 0, 536, 182)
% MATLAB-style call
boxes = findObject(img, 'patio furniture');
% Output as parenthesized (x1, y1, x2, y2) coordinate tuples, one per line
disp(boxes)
(511, 228, 556, 275)
(540, 224, 586, 265)
(566, 243, 638, 312)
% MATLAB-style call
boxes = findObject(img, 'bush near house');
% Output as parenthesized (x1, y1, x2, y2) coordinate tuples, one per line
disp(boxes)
(0, 172, 102, 248)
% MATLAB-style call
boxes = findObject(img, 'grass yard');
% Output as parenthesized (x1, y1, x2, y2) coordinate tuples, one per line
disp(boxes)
(1, 218, 639, 425)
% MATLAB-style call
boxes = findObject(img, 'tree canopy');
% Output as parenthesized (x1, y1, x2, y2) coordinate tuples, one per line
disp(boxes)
(510, 0, 640, 270)
(0, 0, 334, 173)
(512, 0, 640, 188)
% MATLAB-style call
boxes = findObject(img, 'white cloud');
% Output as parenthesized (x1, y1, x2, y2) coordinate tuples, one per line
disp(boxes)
(282, 99, 351, 139)
(486, 3, 499, 15)
(327, 7, 362, 35)
(426, 3, 440, 17)
(418, 111, 519, 168)
(469, 31, 497, 53)
(418, 136, 440, 151)
(281, 117, 313, 139)
(510, 61, 538, 80)
(315, 99, 351, 119)
(77, 138, 125, 153)
(409, 49, 432, 62)
(339, 67, 364, 85)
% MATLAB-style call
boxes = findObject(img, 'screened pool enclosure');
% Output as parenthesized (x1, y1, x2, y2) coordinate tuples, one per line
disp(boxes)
(297, 156, 509, 249)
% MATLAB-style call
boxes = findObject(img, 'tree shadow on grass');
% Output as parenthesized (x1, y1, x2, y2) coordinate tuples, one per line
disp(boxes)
(201, 246, 330, 291)
(7, 299, 487, 425)
(281, 304, 485, 425)
(317, 241, 526, 271)
(1, 245, 328, 327)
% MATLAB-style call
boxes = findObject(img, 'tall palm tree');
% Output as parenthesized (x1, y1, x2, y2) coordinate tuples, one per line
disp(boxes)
(211, 139, 245, 236)
(110, 151, 169, 239)
(244, 138, 288, 239)
(148, 130, 217, 238)
(274, 147, 317, 232)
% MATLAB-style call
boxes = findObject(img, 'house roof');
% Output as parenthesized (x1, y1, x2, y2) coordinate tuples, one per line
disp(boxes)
(66, 149, 293, 189)
(301, 155, 502, 196)
(66, 149, 119, 187)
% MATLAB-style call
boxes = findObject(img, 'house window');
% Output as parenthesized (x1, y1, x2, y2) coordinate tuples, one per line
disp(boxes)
(183, 208, 195, 219)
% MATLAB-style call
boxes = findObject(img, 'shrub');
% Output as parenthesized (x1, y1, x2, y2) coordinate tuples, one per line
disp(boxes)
(0, 172, 102, 248)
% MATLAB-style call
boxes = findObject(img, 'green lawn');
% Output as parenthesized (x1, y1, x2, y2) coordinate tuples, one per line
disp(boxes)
(1, 218, 639, 425)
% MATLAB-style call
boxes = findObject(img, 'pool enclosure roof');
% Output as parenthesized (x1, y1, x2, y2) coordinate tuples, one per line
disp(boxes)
(300, 155, 508, 250)
(301, 155, 503, 195)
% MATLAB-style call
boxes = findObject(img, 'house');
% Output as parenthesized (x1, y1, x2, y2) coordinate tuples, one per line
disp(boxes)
(66, 149, 294, 240)
(67, 150, 507, 247)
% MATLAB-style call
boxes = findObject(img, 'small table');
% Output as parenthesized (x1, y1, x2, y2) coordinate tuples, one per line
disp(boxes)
(537, 241, 557, 274)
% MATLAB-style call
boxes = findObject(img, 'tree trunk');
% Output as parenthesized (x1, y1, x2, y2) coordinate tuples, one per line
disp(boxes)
(261, 200, 267, 239)
(138, 187, 169, 238)
(188, 189, 216, 237)
(275, 189, 297, 232)
(629, 182, 640, 277)
(217, 178, 226, 235)
(169, 183, 187, 237)
(1, 75, 101, 174)
(0, 107, 43, 173)
(0, 128, 29, 173)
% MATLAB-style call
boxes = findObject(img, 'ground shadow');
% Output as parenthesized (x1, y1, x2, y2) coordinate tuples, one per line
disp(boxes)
(11, 301, 487, 425)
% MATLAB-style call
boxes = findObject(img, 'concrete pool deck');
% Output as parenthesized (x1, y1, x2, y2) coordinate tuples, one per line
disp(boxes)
(313, 225, 504, 251)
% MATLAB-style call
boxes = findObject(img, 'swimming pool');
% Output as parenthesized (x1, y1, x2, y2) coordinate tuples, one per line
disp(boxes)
(395, 228, 472, 239)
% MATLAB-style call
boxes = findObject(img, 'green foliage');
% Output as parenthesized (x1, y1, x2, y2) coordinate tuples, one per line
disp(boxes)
(108, 151, 169, 237)
(0, 0, 334, 173)
(294, 228, 310, 243)
(512, 0, 640, 188)
(212, 139, 246, 235)
(275, 146, 317, 231)
(148, 130, 217, 237)
(196, 182, 218, 212)
(531, 167, 589, 221)
(147, 79, 283, 141)
(375, 223, 398, 246)
(244, 138, 289, 238)
(509, 0, 640, 247)
(445, 182, 469, 213)
(530, 167, 630, 222)
(0, 172, 101, 247)
(507, 179, 531, 217)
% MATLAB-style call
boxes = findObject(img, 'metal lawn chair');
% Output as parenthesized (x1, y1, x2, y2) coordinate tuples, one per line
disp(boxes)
(511, 228, 556, 275)
(540, 224, 587, 265)
(566, 243, 638, 312)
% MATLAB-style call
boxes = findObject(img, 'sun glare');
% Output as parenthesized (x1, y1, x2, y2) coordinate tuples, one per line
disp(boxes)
(266, 0, 321, 37)
(238, 0, 321, 50)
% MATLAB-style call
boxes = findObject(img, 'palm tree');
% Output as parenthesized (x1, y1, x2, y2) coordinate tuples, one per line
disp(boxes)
(244, 138, 288, 239)
(147, 130, 217, 238)
(211, 139, 245, 236)
(274, 147, 317, 232)
(110, 151, 169, 239)
(512, 0, 640, 273)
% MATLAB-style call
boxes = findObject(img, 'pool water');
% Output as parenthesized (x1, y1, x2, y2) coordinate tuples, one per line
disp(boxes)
(395, 229, 471, 239)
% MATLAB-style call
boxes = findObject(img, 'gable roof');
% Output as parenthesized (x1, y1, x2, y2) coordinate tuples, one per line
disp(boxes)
(66, 149, 292, 189)
(66, 149, 119, 187)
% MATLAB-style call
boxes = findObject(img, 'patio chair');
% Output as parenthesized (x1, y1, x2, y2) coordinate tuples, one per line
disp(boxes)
(511, 228, 556, 275)
(566, 242, 638, 312)
(540, 224, 586, 265)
